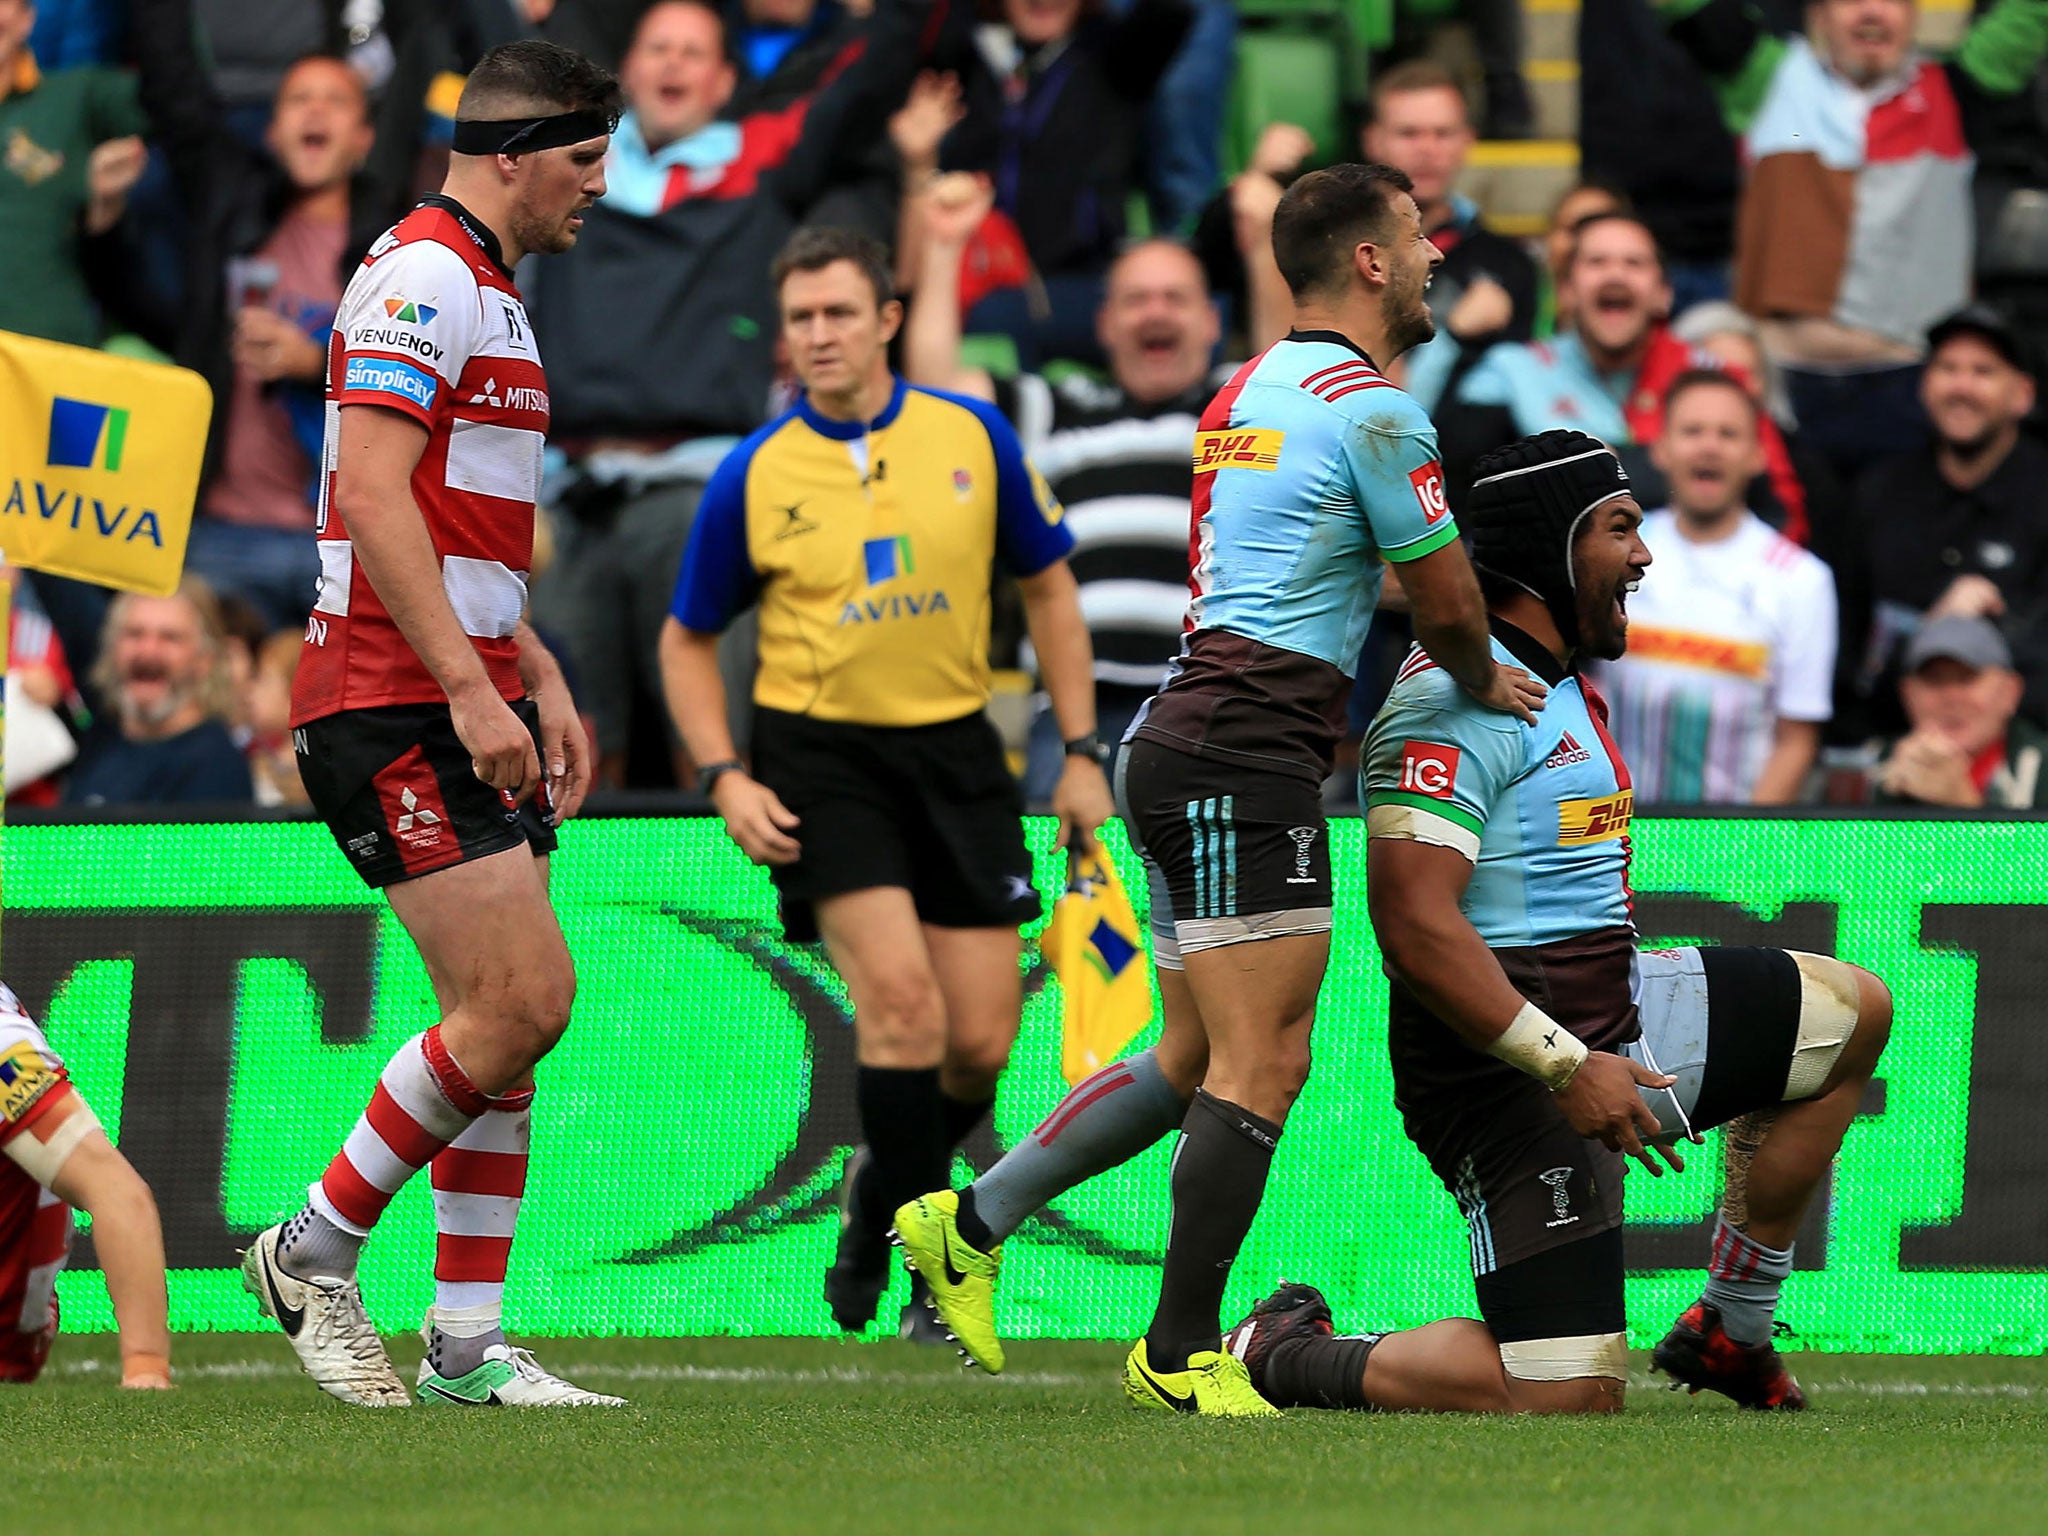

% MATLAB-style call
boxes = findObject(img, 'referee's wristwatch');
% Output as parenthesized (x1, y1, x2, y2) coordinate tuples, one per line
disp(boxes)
(1063, 733, 1111, 768)
(697, 759, 746, 797)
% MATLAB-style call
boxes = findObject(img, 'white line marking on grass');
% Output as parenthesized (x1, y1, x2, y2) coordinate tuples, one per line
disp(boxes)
(1627, 1372, 2043, 1398)
(53, 1358, 1093, 1388)
(60, 1358, 2044, 1397)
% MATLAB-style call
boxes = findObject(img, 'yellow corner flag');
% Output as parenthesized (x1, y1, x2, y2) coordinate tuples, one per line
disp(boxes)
(0, 329, 209, 596)
(1042, 846, 1152, 1084)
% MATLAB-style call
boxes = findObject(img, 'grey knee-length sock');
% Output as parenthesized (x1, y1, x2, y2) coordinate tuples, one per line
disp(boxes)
(957, 1050, 1186, 1250)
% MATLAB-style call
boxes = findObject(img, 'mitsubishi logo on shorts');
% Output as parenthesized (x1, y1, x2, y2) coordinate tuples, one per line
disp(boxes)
(1539, 1166, 1577, 1229)
(396, 786, 441, 834)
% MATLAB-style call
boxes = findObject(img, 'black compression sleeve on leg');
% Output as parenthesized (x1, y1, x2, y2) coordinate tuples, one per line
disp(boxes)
(1473, 1225, 1627, 1344)
(1262, 1335, 1382, 1411)
(1144, 1089, 1283, 1371)
(856, 1066, 950, 1236)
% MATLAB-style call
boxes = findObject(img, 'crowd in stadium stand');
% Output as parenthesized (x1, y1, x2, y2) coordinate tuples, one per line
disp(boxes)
(2, 0, 2046, 812)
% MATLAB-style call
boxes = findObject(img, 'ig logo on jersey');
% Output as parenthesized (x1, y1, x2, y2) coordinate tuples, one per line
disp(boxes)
(1398, 740, 1461, 798)
(1409, 460, 1449, 525)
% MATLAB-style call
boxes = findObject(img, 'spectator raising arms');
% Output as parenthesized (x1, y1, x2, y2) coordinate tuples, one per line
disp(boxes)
(906, 171, 1227, 797)
(66, 579, 254, 807)
(1443, 212, 1807, 539)
(1595, 371, 1838, 805)
(934, 0, 1192, 366)
(1843, 305, 2048, 735)
(1877, 617, 2048, 808)
(1656, 0, 2048, 475)
(125, 0, 437, 630)
(0, 0, 147, 348)
(526, 0, 932, 788)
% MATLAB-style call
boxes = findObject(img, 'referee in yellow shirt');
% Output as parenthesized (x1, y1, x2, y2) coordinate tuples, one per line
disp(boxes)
(659, 227, 1114, 1337)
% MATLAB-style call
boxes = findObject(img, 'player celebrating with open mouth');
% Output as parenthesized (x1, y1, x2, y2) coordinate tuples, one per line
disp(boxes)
(1221, 430, 1894, 1415)
(897, 163, 1544, 1414)
(243, 42, 624, 1408)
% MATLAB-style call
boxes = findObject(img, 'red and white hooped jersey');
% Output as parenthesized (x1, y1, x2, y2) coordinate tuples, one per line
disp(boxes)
(291, 197, 548, 727)
(0, 984, 77, 1383)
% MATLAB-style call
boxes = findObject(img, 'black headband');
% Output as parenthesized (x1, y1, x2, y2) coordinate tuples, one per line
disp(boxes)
(452, 107, 618, 157)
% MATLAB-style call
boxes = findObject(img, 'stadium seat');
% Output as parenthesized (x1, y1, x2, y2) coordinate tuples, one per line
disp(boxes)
(1347, 0, 1396, 52)
(1226, 29, 1346, 175)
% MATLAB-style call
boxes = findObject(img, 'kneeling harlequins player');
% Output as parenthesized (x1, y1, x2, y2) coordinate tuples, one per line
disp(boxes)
(1, 983, 172, 1388)
(1223, 431, 1891, 1414)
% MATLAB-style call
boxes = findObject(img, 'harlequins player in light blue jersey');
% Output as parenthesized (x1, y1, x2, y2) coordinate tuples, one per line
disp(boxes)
(1220, 430, 1897, 1415)
(893, 163, 1545, 1413)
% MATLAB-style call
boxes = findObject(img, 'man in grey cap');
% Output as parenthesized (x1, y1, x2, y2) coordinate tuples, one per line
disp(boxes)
(1878, 615, 2047, 809)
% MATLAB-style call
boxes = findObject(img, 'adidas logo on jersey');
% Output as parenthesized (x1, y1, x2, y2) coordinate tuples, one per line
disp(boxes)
(1545, 732, 1592, 770)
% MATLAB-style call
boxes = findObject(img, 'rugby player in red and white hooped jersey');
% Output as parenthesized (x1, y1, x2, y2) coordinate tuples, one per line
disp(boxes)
(0, 984, 172, 1390)
(241, 42, 624, 1409)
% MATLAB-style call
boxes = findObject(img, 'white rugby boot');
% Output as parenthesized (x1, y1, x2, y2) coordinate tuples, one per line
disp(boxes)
(241, 1222, 411, 1407)
(415, 1312, 626, 1407)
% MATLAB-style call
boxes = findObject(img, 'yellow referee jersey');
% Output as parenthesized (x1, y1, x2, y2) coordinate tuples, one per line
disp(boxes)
(671, 378, 1073, 727)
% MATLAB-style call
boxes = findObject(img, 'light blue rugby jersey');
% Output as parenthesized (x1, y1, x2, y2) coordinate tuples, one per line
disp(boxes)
(1134, 331, 1462, 778)
(1187, 331, 1460, 670)
(1361, 623, 1636, 948)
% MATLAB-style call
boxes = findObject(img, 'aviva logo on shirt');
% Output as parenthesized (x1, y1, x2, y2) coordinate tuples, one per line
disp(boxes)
(864, 534, 914, 586)
(844, 535, 950, 625)
(1557, 789, 1633, 845)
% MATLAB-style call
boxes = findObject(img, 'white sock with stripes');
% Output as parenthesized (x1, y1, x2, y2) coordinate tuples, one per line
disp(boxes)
(427, 1087, 532, 1377)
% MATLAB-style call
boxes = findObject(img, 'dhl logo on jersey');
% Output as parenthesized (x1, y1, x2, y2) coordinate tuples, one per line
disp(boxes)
(1194, 428, 1284, 473)
(1557, 789, 1633, 845)
(1625, 626, 1770, 681)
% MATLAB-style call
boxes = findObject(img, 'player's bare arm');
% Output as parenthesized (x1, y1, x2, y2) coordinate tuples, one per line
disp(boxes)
(23, 1097, 172, 1388)
(656, 617, 800, 865)
(1016, 559, 1114, 851)
(1367, 835, 1682, 1175)
(330, 403, 541, 799)
(514, 621, 590, 822)
(1398, 540, 1546, 725)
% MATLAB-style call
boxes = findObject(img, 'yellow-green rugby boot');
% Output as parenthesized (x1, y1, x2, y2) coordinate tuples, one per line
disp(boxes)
(890, 1190, 1004, 1372)
(1123, 1337, 1280, 1417)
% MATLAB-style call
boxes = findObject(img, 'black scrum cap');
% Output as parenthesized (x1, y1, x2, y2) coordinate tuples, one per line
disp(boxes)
(1464, 430, 1633, 644)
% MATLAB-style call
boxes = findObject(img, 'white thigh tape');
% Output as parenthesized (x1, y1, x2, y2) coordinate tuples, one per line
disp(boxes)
(1498, 1332, 1629, 1383)
(4, 1099, 101, 1187)
(1786, 953, 1860, 1102)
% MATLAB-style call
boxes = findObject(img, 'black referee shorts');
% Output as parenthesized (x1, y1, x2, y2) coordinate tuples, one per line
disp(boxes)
(749, 706, 1041, 944)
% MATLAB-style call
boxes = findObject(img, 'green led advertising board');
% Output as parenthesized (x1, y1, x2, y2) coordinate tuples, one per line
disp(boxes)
(8, 813, 2045, 1352)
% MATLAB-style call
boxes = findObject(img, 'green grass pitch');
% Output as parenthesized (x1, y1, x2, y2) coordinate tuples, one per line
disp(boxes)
(19, 1336, 2048, 1534)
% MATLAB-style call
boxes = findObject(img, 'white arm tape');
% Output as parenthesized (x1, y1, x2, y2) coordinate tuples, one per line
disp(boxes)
(1487, 1002, 1589, 1091)
(3, 1099, 102, 1188)
(1366, 803, 1481, 863)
